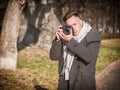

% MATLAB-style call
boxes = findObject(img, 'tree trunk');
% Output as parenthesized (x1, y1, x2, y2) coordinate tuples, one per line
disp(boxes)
(0, 0, 26, 70)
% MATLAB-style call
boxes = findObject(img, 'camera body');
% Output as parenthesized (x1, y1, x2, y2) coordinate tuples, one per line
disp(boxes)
(61, 25, 73, 35)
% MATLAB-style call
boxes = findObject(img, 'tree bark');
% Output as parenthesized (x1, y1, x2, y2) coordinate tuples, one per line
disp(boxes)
(0, 0, 26, 70)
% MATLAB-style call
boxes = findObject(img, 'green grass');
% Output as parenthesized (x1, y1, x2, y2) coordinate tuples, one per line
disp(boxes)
(0, 70, 32, 90)
(96, 46, 120, 73)
(17, 52, 58, 90)
(101, 39, 120, 47)
(16, 46, 120, 89)
(1, 39, 119, 90)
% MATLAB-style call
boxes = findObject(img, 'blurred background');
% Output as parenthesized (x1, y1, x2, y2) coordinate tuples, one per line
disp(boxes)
(0, 0, 120, 90)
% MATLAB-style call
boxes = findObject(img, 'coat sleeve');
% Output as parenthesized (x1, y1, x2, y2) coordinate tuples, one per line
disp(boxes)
(49, 39, 62, 61)
(66, 31, 101, 64)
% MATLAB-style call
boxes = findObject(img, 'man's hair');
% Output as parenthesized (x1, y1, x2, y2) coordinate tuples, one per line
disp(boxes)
(63, 10, 80, 22)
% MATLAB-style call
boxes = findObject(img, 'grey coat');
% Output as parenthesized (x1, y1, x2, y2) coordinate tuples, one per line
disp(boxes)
(50, 30, 101, 90)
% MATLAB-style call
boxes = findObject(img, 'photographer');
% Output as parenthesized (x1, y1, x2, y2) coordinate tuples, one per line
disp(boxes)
(50, 10, 100, 90)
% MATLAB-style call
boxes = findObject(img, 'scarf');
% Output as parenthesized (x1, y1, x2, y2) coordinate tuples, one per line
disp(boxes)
(62, 21, 92, 80)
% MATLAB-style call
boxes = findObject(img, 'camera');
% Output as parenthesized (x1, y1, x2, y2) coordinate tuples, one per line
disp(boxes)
(60, 25, 73, 35)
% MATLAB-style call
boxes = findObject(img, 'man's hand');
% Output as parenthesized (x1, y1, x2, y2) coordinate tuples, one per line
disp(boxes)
(55, 26, 63, 41)
(55, 26, 73, 42)
(58, 29, 73, 42)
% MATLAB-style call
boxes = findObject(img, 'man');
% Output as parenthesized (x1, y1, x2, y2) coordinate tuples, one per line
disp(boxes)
(49, 10, 100, 90)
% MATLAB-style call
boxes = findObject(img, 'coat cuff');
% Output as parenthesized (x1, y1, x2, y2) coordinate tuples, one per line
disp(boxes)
(66, 38, 79, 48)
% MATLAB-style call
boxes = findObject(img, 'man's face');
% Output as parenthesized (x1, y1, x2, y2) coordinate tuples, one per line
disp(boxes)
(66, 16, 82, 36)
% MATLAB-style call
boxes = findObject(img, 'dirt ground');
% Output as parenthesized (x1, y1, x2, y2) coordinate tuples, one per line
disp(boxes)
(96, 60, 120, 90)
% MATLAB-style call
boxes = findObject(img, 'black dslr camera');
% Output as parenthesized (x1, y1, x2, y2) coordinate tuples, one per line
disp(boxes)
(60, 25, 73, 35)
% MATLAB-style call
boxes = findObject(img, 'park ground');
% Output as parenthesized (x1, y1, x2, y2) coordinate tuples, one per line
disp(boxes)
(0, 39, 120, 90)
